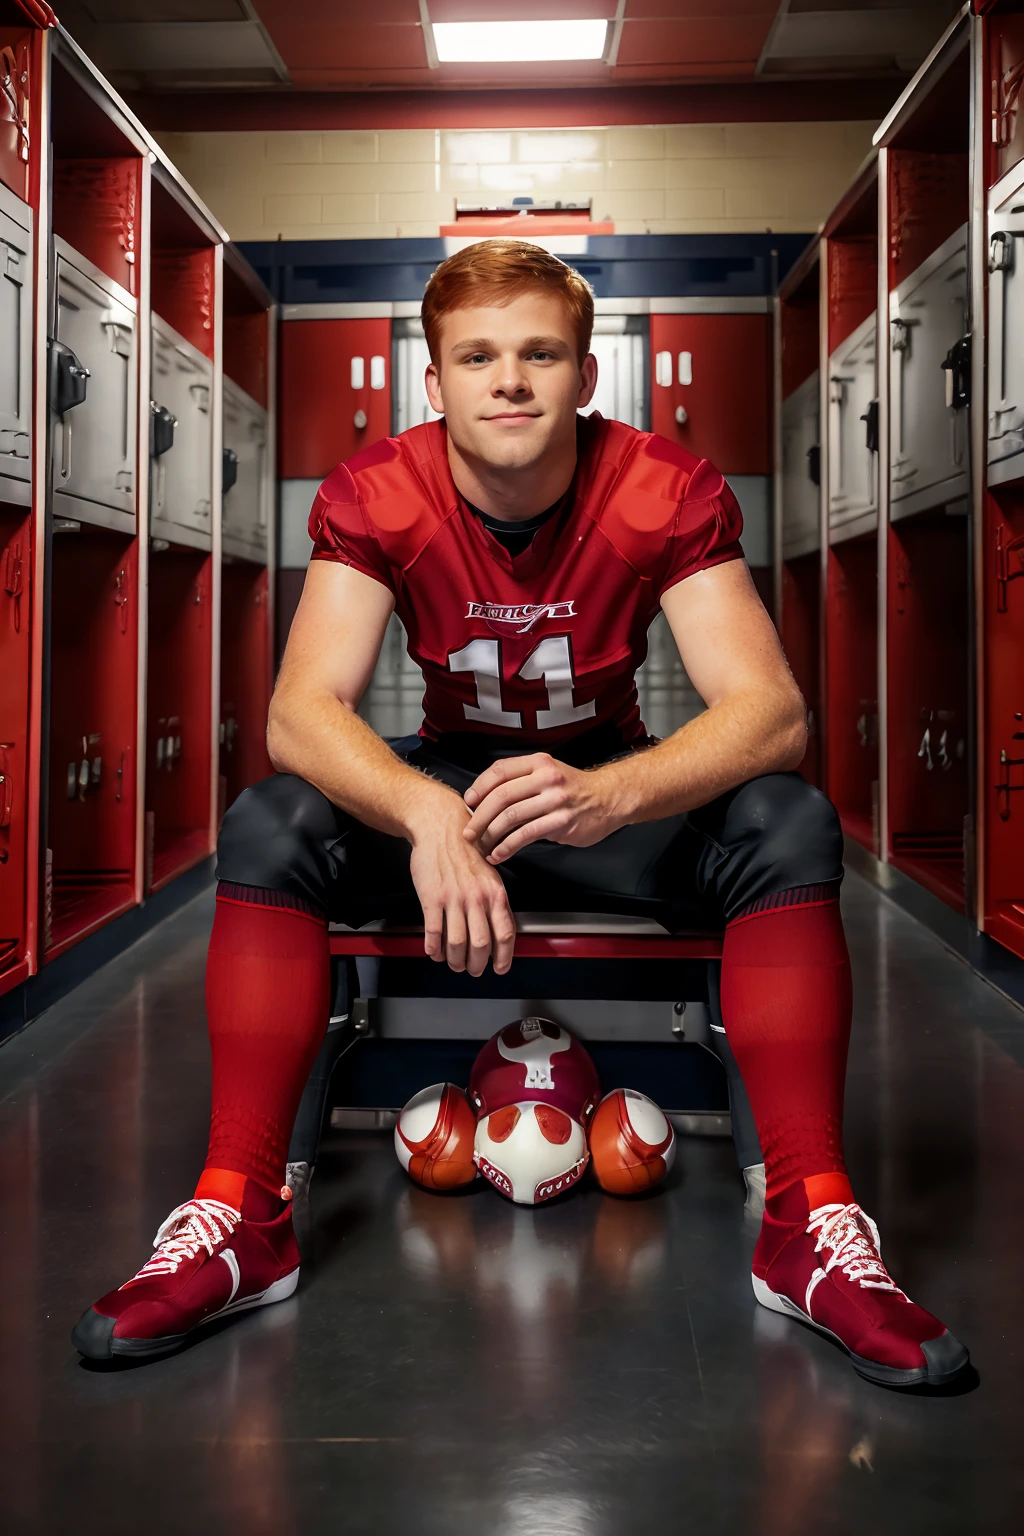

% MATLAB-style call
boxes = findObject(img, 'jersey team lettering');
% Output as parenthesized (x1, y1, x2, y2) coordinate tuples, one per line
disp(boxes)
(465, 600, 577, 635)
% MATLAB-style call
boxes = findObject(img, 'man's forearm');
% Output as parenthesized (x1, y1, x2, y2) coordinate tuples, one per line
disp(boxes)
(267, 687, 459, 842)
(595, 685, 807, 829)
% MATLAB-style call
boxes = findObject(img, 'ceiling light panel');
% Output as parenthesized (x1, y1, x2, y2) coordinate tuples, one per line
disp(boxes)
(431, 19, 609, 63)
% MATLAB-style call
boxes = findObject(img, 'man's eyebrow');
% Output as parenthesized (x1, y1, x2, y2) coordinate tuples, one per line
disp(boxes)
(448, 335, 571, 354)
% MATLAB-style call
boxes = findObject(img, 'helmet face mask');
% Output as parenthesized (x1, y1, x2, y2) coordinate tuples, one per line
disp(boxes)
(474, 1100, 590, 1205)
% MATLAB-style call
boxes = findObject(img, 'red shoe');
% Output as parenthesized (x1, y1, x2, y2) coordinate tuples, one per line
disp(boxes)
(72, 1189, 300, 1360)
(752, 1183, 969, 1387)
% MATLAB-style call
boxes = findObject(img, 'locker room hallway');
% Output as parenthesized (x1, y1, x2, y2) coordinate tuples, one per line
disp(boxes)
(0, 870, 1019, 1536)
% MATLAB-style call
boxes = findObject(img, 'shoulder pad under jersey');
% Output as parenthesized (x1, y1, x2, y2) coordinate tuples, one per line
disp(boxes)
(576, 415, 711, 578)
(319, 421, 456, 571)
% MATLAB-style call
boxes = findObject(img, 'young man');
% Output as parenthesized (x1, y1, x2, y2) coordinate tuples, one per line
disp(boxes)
(74, 240, 967, 1387)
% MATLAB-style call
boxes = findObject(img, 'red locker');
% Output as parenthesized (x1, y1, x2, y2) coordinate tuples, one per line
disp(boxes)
(146, 551, 214, 894)
(279, 318, 391, 480)
(885, 516, 970, 910)
(0, 507, 30, 991)
(51, 156, 141, 297)
(982, 487, 1024, 959)
(988, 10, 1024, 188)
(826, 536, 879, 855)
(649, 313, 771, 474)
(780, 553, 821, 788)
(220, 562, 273, 818)
(0, 28, 31, 203)
(46, 532, 139, 960)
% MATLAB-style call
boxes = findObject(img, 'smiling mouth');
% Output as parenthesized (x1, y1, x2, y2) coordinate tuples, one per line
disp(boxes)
(487, 413, 540, 422)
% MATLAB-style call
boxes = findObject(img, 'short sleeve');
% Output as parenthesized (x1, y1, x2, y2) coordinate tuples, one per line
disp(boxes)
(656, 457, 745, 600)
(307, 467, 396, 594)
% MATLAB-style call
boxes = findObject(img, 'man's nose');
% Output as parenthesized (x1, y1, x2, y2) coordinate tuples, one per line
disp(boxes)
(494, 357, 530, 395)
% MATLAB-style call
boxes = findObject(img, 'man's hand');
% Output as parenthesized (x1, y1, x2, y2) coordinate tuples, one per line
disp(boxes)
(408, 795, 517, 975)
(462, 753, 623, 864)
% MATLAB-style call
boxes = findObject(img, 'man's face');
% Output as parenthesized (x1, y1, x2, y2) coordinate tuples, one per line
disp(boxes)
(424, 290, 598, 474)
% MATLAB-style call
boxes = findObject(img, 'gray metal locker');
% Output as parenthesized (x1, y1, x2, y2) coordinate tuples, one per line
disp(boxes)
(0, 184, 33, 509)
(781, 370, 820, 560)
(222, 374, 269, 564)
(987, 169, 1024, 486)
(889, 223, 968, 521)
(51, 238, 137, 535)
(359, 614, 425, 739)
(150, 314, 214, 551)
(828, 311, 877, 542)
(635, 611, 703, 740)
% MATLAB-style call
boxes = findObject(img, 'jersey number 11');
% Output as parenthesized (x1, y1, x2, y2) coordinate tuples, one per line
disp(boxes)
(448, 636, 597, 732)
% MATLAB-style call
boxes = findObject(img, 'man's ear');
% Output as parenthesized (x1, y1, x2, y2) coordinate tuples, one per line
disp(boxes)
(577, 352, 598, 410)
(424, 362, 444, 415)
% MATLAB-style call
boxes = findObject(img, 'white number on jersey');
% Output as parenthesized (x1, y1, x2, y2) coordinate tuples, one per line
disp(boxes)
(448, 635, 596, 731)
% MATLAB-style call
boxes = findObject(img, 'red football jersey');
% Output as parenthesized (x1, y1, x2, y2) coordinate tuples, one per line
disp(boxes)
(308, 413, 743, 749)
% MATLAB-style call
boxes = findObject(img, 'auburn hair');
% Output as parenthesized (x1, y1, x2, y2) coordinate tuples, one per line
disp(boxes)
(421, 238, 595, 366)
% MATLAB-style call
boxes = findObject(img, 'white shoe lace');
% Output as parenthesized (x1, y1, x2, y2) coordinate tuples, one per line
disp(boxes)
(808, 1202, 907, 1297)
(122, 1199, 240, 1287)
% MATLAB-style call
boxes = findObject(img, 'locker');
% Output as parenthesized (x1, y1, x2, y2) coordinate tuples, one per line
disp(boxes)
(987, 169, 1024, 487)
(982, 487, 1024, 959)
(888, 224, 969, 523)
(826, 536, 879, 855)
(0, 504, 29, 989)
(222, 376, 269, 564)
(150, 315, 214, 551)
(0, 32, 30, 205)
(649, 313, 771, 474)
(781, 370, 820, 560)
(828, 311, 877, 540)
(0, 187, 31, 509)
(279, 317, 391, 479)
(635, 612, 702, 741)
(780, 552, 821, 788)
(52, 239, 137, 536)
(145, 550, 213, 894)
(220, 562, 272, 816)
(359, 614, 424, 740)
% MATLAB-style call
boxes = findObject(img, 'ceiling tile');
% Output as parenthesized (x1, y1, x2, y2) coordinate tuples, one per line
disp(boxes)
(625, 1, 776, 14)
(260, 22, 428, 72)
(617, 17, 775, 67)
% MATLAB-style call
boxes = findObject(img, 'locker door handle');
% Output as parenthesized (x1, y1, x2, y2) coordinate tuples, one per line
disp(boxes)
(990, 231, 1015, 274)
(49, 340, 90, 417)
(654, 350, 672, 388)
(370, 355, 386, 390)
(941, 334, 971, 410)
(102, 321, 133, 358)
(996, 523, 1024, 613)
(677, 352, 691, 386)
(351, 356, 365, 390)
(0, 743, 13, 831)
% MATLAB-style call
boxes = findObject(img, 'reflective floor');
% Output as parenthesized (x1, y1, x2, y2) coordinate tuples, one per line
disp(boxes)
(0, 871, 1022, 1534)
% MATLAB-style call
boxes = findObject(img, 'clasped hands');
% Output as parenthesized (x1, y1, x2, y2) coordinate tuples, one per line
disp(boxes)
(409, 753, 625, 978)
(462, 751, 620, 863)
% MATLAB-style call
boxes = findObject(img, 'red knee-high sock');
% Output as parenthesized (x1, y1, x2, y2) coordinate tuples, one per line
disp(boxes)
(195, 883, 330, 1212)
(720, 886, 853, 1208)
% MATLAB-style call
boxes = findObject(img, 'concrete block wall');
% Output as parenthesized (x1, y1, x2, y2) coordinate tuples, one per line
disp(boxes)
(156, 121, 875, 242)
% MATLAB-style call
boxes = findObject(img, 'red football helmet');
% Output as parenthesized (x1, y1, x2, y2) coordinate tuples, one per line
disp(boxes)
(469, 1018, 600, 1206)
(469, 1016, 600, 1124)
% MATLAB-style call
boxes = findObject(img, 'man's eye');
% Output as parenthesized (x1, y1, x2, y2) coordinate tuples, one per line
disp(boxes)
(528, 351, 554, 361)
(466, 353, 489, 364)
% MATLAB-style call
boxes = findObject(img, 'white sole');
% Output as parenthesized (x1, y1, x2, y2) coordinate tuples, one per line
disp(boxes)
(212, 1267, 300, 1324)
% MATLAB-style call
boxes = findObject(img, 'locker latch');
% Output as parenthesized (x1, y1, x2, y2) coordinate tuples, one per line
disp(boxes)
(996, 523, 1024, 613)
(890, 318, 916, 353)
(996, 734, 1024, 822)
(150, 402, 176, 458)
(806, 443, 821, 487)
(48, 341, 90, 418)
(3, 543, 22, 633)
(0, 742, 13, 834)
(941, 334, 971, 410)
(860, 399, 879, 454)
(989, 231, 1015, 274)
(223, 447, 239, 496)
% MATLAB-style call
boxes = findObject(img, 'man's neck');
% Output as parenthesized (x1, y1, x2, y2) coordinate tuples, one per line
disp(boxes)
(446, 434, 576, 524)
